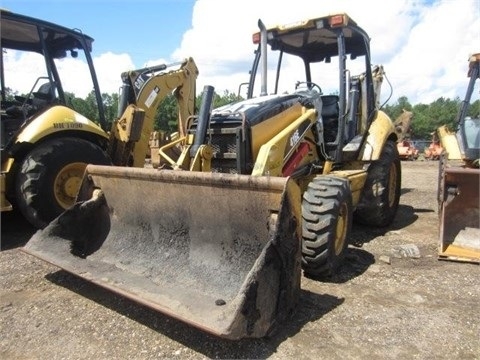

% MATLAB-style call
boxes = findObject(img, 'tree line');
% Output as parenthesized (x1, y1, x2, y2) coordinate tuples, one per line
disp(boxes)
(62, 89, 240, 134)
(384, 95, 479, 140)
(6, 87, 480, 140)
(109, 91, 480, 140)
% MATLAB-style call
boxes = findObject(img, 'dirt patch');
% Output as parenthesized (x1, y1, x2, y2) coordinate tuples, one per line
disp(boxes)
(1, 160, 479, 359)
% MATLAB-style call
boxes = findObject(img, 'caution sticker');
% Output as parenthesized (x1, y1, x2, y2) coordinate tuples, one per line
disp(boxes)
(145, 86, 160, 108)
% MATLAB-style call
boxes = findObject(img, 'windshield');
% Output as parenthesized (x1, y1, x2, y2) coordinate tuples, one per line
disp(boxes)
(463, 117, 480, 149)
(1, 11, 103, 125)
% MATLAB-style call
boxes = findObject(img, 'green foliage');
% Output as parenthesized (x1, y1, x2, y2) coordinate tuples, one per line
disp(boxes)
(410, 105, 432, 138)
(3, 87, 17, 101)
(211, 89, 243, 108)
(428, 97, 459, 129)
(383, 96, 479, 140)
(70, 97, 90, 118)
(68, 88, 477, 141)
(194, 89, 243, 111)
(154, 94, 178, 132)
(149, 89, 244, 134)
(101, 92, 119, 129)
(469, 99, 480, 118)
(69, 91, 99, 124)
(68, 91, 118, 129)
(384, 96, 413, 120)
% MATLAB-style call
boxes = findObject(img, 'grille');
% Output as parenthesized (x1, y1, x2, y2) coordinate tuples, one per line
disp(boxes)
(208, 127, 239, 174)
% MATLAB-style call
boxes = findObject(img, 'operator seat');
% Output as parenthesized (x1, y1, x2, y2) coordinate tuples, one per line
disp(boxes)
(321, 95, 339, 144)
(2, 82, 56, 142)
(31, 82, 55, 109)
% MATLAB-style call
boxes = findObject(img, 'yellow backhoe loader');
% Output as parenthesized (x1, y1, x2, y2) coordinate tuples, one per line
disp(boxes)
(24, 13, 401, 339)
(0, 9, 197, 228)
(437, 53, 480, 263)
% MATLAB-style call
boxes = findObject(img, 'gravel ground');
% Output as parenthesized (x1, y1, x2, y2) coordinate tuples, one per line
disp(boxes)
(1, 160, 479, 360)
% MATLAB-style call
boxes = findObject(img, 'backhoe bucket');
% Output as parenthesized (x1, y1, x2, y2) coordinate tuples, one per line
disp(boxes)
(23, 165, 302, 339)
(438, 164, 480, 263)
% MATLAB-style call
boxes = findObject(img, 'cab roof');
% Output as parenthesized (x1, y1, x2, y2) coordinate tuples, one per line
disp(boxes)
(256, 13, 370, 63)
(0, 9, 94, 56)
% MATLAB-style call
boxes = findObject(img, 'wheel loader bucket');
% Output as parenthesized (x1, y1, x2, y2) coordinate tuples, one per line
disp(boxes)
(23, 165, 302, 339)
(438, 165, 480, 263)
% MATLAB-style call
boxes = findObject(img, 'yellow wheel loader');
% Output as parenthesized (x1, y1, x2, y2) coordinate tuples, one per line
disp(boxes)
(24, 14, 401, 339)
(437, 53, 480, 263)
(0, 10, 197, 228)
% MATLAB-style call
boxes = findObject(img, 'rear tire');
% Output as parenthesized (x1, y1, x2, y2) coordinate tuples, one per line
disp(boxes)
(354, 139, 401, 227)
(302, 176, 353, 279)
(15, 137, 111, 229)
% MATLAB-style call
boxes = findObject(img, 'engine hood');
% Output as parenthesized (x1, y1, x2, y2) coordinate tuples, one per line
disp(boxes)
(211, 93, 303, 126)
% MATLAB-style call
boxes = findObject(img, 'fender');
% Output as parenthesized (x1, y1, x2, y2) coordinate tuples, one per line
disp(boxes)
(360, 110, 396, 161)
(15, 105, 109, 145)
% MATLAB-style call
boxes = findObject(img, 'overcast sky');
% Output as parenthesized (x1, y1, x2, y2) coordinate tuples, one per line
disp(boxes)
(2, 0, 479, 105)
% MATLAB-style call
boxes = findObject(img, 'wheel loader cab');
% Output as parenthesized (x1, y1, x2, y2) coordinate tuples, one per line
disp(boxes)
(0, 9, 107, 151)
(0, 9, 108, 136)
(180, 13, 390, 180)
(1, 9, 110, 226)
(245, 14, 380, 164)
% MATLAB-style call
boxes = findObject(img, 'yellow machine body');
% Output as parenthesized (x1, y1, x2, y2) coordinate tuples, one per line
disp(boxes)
(23, 13, 401, 339)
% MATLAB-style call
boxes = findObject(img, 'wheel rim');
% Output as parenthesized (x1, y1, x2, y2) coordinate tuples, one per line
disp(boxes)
(334, 202, 349, 255)
(53, 162, 87, 209)
(388, 162, 398, 207)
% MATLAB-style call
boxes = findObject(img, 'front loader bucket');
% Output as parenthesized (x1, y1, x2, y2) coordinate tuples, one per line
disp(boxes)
(23, 165, 302, 339)
(438, 164, 480, 263)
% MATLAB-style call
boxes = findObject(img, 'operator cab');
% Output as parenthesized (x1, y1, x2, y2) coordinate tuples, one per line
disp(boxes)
(245, 14, 383, 162)
(190, 14, 385, 175)
(0, 9, 105, 149)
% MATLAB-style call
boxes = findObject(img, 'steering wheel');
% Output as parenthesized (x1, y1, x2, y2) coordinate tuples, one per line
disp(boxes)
(295, 81, 322, 95)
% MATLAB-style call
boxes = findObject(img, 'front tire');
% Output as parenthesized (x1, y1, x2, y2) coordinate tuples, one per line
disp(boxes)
(302, 176, 353, 279)
(354, 139, 401, 227)
(15, 137, 111, 229)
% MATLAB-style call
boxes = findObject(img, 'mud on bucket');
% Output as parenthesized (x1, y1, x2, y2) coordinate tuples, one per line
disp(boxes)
(24, 165, 302, 339)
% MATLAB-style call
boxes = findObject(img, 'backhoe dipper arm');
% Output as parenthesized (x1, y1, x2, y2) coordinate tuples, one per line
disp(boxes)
(108, 57, 199, 167)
